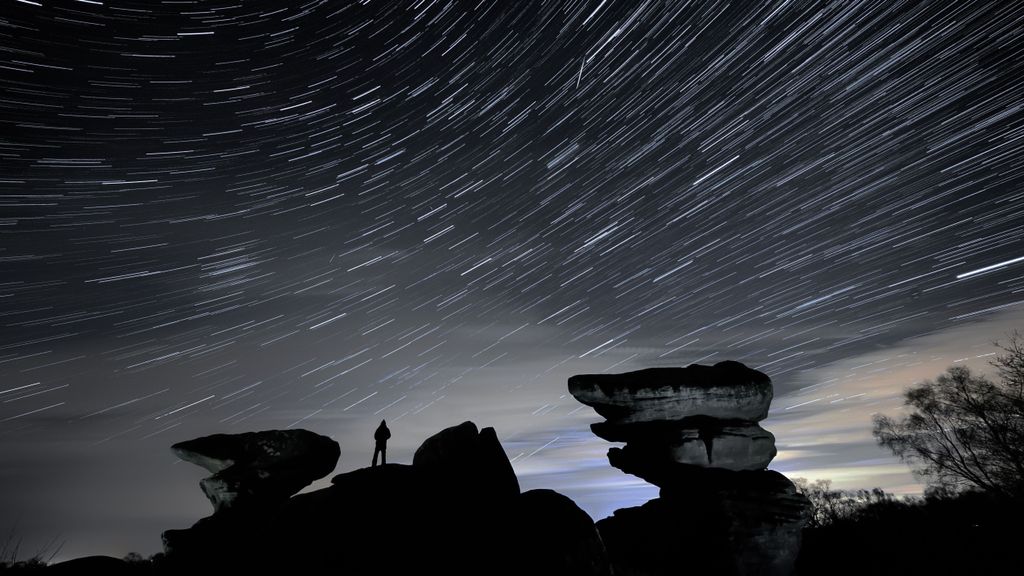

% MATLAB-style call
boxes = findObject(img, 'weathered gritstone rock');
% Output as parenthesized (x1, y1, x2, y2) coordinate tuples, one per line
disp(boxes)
(569, 360, 810, 576)
(568, 361, 773, 423)
(666, 424, 777, 471)
(573, 362, 778, 474)
(172, 429, 340, 513)
(592, 418, 777, 472)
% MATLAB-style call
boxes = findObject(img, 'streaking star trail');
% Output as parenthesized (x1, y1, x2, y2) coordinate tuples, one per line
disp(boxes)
(1, 0, 1022, 560)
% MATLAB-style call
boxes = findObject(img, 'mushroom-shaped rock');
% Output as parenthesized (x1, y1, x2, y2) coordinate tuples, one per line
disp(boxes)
(172, 429, 340, 513)
(569, 361, 772, 423)
(569, 360, 809, 575)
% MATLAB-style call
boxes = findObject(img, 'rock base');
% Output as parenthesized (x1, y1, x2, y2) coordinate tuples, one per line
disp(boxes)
(598, 469, 809, 576)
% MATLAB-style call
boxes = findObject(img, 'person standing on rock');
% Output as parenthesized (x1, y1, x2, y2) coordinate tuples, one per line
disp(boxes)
(372, 419, 391, 467)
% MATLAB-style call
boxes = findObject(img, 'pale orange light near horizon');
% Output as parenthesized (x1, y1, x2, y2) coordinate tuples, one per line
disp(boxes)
(767, 305, 1024, 494)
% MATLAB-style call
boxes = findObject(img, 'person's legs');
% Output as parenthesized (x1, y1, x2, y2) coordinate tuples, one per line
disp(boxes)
(372, 447, 379, 467)
(381, 447, 386, 465)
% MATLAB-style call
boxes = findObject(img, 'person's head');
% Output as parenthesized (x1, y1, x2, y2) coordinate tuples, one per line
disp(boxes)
(380, 419, 386, 426)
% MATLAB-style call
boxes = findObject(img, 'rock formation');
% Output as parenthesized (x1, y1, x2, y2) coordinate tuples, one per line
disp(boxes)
(570, 361, 776, 474)
(413, 420, 521, 500)
(170, 429, 340, 512)
(569, 360, 810, 576)
(160, 422, 610, 575)
(153, 363, 806, 576)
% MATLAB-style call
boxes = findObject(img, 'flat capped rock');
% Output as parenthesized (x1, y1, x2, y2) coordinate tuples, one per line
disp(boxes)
(172, 429, 340, 513)
(568, 361, 772, 423)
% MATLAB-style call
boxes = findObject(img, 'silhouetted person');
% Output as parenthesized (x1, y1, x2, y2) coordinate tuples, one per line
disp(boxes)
(372, 419, 391, 467)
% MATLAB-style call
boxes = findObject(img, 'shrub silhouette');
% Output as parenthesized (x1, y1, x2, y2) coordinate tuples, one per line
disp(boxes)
(797, 488, 1023, 575)
(792, 478, 902, 528)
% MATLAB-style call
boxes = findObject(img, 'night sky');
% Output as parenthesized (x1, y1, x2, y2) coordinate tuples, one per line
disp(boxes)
(2, 0, 1023, 560)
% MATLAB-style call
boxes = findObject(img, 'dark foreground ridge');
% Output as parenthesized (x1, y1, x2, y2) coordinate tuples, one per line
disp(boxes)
(159, 420, 608, 575)
(47, 361, 812, 575)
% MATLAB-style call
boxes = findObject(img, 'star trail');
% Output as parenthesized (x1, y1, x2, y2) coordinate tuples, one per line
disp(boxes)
(1, 0, 1023, 559)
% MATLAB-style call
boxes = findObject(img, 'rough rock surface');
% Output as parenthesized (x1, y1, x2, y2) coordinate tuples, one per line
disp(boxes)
(665, 425, 774, 470)
(569, 360, 809, 575)
(568, 361, 773, 423)
(592, 418, 777, 471)
(171, 429, 340, 512)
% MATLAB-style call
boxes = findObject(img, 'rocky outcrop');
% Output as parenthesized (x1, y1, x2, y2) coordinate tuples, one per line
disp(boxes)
(569, 360, 809, 576)
(171, 429, 340, 512)
(160, 422, 608, 576)
(152, 360, 806, 576)
(413, 421, 520, 500)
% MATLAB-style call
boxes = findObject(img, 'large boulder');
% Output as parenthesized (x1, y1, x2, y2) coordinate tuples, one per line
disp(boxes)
(509, 490, 612, 576)
(413, 421, 520, 500)
(172, 429, 340, 512)
(568, 361, 772, 423)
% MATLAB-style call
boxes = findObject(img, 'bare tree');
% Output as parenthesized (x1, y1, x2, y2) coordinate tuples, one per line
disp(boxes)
(872, 331, 1024, 497)
(792, 478, 896, 527)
